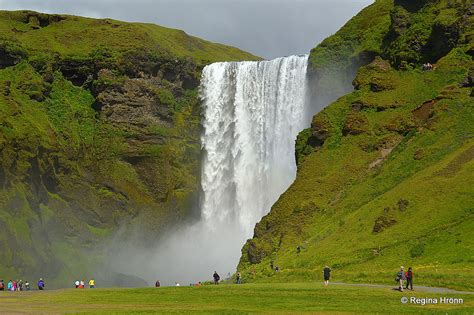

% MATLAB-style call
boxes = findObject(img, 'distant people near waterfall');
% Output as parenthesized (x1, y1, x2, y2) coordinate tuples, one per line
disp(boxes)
(89, 279, 95, 288)
(17, 280, 23, 291)
(7, 280, 13, 291)
(213, 271, 220, 285)
(25, 280, 30, 291)
(236, 272, 241, 284)
(37, 278, 45, 290)
(323, 266, 331, 287)
(155, 280, 161, 288)
(0, 279, 4, 291)
(75, 280, 80, 288)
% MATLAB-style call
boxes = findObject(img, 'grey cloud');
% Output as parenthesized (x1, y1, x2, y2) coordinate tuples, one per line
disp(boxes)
(0, 0, 373, 59)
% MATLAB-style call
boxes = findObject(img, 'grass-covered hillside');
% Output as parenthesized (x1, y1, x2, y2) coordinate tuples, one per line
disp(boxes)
(0, 10, 258, 286)
(239, 0, 473, 290)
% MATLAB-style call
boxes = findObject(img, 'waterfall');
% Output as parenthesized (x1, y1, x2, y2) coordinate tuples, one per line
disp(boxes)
(107, 55, 315, 286)
(200, 55, 311, 238)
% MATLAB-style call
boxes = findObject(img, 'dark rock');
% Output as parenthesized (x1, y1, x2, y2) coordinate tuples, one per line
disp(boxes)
(310, 113, 332, 146)
(398, 199, 409, 211)
(343, 112, 370, 136)
(373, 215, 397, 233)
(459, 69, 474, 88)
(0, 42, 27, 69)
(2, 81, 11, 96)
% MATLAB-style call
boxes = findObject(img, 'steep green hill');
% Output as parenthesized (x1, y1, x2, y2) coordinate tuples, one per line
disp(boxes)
(238, 0, 473, 290)
(0, 10, 258, 286)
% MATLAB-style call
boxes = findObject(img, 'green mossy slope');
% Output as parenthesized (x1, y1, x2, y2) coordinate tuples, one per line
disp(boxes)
(0, 10, 258, 286)
(239, 0, 473, 290)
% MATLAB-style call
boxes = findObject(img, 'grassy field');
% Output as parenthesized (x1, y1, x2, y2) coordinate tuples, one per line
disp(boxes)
(0, 283, 472, 314)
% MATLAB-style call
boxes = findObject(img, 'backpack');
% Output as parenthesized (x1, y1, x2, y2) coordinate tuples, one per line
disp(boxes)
(395, 271, 403, 282)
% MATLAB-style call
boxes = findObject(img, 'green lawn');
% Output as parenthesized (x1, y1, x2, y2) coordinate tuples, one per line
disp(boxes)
(0, 283, 472, 314)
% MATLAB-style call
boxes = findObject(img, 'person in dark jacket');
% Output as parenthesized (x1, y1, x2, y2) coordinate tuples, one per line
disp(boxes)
(405, 267, 414, 290)
(213, 271, 220, 285)
(37, 278, 45, 290)
(155, 280, 160, 288)
(323, 266, 331, 287)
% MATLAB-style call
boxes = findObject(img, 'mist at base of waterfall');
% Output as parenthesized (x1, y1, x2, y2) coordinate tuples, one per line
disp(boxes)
(104, 55, 317, 286)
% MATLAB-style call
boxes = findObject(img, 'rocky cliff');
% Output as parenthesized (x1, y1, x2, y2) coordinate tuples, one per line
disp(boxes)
(0, 10, 258, 286)
(239, 0, 473, 290)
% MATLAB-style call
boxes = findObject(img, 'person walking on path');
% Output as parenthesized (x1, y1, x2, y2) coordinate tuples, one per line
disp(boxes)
(405, 267, 414, 290)
(396, 267, 406, 292)
(213, 271, 220, 285)
(236, 272, 241, 284)
(37, 278, 45, 290)
(323, 266, 331, 287)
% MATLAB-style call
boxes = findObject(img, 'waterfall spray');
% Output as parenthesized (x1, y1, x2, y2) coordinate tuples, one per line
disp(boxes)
(108, 55, 316, 286)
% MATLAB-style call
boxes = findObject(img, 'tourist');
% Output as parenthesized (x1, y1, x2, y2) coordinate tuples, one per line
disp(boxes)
(75, 280, 80, 288)
(80, 280, 85, 288)
(7, 280, 12, 291)
(275, 266, 280, 272)
(175, 282, 180, 287)
(17, 280, 23, 291)
(155, 280, 160, 288)
(12, 280, 16, 291)
(89, 279, 95, 288)
(323, 266, 331, 287)
(396, 267, 406, 292)
(25, 280, 30, 291)
(37, 278, 45, 290)
(213, 271, 220, 285)
(0, 279, 4, 291)
(236, 272, 241, 284)
(405, 267, 414, 291)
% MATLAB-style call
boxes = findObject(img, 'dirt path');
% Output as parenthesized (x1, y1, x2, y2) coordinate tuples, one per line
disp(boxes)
(332, 282, 474, 294)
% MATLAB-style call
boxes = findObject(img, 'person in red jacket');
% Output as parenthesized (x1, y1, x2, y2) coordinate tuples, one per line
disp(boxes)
(405, 267, 414, 290)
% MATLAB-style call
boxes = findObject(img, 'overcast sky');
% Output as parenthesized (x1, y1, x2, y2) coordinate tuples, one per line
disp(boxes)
(0, 0, 372, 59)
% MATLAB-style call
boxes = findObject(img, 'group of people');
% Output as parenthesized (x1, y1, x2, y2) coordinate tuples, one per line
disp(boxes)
(74, 279, 95, 289)
(0, 278, 45, 291)
(422, 62, 434, 71)
(396, 266, 414, 292)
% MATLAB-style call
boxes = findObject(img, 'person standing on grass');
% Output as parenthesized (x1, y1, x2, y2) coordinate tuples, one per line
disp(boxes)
(25, 280, 30, 291)
(37, 278, 45, 290)
(7, 280, 12, 291)
(405, 267, 413, 291)
(323, 266, 331, 287)
(155, 280, 160, 288)
(0, 279, 4, 291)
(213, 271, 220, 285)
(89, 279, 95, 288)
(236, 272, 241, 284)
(396, 267, 406, 292)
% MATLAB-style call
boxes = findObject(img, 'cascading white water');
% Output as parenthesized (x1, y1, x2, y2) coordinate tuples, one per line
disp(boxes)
(200, 55, 311, 238)
(107, 55, 316, 286)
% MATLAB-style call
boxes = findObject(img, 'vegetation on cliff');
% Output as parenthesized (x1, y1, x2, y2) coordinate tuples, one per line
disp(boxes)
(239, 0, 473, 290)
(0, 10, 258, 286)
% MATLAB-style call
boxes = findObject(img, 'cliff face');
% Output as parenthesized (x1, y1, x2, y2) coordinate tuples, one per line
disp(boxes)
(0, 10, 258, 285)
(239, 0, 473, 290)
